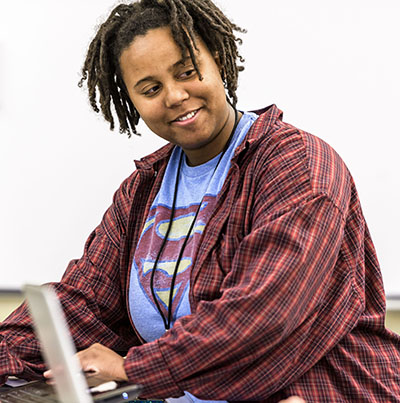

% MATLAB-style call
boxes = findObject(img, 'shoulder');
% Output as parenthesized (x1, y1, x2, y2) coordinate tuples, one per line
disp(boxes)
(247, 107, 353, 215)
(119, 142, 174, 197)
(100, 144, 173, 245)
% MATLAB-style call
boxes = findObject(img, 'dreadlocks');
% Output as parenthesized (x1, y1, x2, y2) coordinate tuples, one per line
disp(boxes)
(79, 0, 245, 137)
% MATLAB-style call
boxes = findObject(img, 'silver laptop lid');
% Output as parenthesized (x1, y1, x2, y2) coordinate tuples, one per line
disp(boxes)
(24, 284, 93, 403)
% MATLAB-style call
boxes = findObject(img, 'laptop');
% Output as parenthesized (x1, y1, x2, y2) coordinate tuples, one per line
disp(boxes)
(0, 284, 147, 403)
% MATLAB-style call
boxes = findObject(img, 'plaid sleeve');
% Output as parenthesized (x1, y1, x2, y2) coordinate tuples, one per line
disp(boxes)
(0, 172, 140, 386)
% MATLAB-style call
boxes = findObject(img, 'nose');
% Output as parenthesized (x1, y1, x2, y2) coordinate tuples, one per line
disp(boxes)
(164, 82, 189, 108)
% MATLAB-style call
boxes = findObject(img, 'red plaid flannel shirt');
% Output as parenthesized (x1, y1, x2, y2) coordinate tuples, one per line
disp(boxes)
(1, 105, 399, 402)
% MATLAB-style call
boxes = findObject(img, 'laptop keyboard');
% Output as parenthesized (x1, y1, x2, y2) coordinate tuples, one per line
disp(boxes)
(0, 382, 58, 402)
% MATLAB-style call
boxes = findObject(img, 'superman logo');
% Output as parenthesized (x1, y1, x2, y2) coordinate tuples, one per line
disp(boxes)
(133, 196, 216, 322)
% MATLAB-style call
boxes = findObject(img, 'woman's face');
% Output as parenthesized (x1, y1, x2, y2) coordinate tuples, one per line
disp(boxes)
(119, 26, 235, 166)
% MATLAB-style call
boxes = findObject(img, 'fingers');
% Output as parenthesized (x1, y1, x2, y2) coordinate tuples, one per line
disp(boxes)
(43, 343, 128, 385)
(43, 369, 56, 385)
(43, 369, 51, 378)
(279, 397, 306, 403)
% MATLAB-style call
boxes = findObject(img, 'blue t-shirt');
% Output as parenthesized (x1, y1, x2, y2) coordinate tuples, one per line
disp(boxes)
(128, 111, 257, 403)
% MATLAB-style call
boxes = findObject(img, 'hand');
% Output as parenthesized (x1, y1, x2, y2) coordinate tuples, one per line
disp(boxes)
(44, 342, 128, 384)
(279, 398, 306, 403)
(76, 343, 128, 383)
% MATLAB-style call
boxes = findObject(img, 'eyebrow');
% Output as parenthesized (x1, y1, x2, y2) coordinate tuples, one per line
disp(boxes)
(133, 56, 193, 89)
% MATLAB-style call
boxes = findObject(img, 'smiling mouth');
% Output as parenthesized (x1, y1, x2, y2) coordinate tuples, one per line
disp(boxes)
(173, 109, 200, 123)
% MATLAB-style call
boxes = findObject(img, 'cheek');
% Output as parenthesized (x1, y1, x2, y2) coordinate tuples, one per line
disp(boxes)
(129, 97, 160, 125)
(136, 104, 167, 134)
(201, 74, 226, 103)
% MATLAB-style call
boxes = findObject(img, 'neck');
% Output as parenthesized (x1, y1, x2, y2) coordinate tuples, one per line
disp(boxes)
(184, 105, 242, 166)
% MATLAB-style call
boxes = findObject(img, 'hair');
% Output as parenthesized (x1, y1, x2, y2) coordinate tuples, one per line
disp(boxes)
(79, 0, 246, 137)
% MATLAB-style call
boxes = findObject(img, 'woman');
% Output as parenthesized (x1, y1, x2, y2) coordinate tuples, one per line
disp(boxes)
(0, 0, 399, 401)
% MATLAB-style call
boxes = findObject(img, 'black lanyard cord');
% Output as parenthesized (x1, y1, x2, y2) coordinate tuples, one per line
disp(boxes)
(149, 154, 183, 330)
(150, 107, 239, 330)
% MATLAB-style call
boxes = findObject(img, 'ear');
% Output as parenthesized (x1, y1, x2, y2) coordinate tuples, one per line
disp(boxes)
(213, 51, 225, 82)
(213, 51, 222, 69)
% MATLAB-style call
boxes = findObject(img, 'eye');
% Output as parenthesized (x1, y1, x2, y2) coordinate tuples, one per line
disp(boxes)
(179, 69, 196, 79)
(143, 85, 160, 97)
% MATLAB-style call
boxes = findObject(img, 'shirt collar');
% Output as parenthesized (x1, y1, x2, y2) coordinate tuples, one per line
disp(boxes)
(135, 104, 283, 170)
(134, 142, 174, 171)
(233, 104, 283, 158)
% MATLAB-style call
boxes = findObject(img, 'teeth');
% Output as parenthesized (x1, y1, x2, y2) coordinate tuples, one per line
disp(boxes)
(176, 110, 197, 122)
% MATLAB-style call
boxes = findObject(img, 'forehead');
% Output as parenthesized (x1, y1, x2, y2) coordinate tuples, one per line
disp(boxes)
(119, 26, 209, 78)
(127, 26, 179, 59)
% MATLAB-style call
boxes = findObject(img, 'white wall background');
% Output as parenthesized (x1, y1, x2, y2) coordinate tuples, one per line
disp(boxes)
(0, 0, 399, 296)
